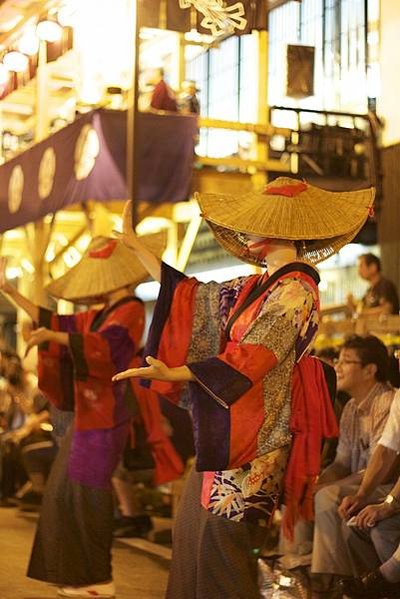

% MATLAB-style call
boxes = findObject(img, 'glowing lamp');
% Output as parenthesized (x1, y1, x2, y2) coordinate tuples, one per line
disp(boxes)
(36, 20, 63, 43)
(17, 31, 40, 55)
(57, 4, 77, 27)
(3, 51, 29, 73)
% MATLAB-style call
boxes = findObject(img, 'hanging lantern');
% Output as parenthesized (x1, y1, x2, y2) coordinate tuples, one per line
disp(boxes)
(36, 19, 63, 43)
(179, 0, 247, 36)
(17, 29, 40, 55)
(57, 3, 78, 27)
(3, 51, 29, 73)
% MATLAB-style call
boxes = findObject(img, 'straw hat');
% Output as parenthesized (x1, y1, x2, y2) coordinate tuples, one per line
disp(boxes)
(46, 233, 165, 304)
(195, 177, 375, 265)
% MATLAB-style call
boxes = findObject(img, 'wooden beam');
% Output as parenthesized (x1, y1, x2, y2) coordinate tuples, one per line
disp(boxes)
(198, 116, 291, 138)
(196, 155, 291, 172)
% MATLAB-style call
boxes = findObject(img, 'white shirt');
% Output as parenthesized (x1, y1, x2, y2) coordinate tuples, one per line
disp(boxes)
(379, 388, 400, 453)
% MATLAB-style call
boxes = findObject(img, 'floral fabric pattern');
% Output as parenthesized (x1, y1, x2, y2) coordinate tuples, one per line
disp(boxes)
(205, 447, 289, 524)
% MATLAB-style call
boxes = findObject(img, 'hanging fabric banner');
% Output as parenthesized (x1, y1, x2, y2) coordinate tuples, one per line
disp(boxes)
(0, 109, 197, 233)
(137, 0, 269, 33)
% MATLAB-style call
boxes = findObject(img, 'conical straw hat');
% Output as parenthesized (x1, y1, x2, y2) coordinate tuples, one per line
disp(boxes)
(46, 233, 166, 304)
(195, 177, 375, 265)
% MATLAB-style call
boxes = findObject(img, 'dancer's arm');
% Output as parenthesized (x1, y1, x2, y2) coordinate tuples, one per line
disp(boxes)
(117, 201, 161, 282)
(0, 257, 39, 322)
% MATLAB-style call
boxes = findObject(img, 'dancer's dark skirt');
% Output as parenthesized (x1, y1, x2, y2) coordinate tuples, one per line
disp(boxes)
(166, 466, 266, 599)
(27, 427, 113, 585)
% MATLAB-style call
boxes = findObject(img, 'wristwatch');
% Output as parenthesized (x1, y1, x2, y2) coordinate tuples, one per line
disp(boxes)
(384, 494, 400, 509)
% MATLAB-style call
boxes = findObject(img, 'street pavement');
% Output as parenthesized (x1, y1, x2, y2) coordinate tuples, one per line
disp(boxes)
(0, 507, 169, 599)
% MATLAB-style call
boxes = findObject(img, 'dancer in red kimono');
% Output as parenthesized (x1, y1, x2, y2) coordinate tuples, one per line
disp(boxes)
(114, 177, 375, 599)
(0, 236, 183, 599)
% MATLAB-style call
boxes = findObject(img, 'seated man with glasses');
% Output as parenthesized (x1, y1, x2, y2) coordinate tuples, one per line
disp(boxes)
(336, 388, 400, 598)
(310, 335, 396, 597)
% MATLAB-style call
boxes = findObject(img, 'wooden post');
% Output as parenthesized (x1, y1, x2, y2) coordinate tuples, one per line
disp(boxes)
(35, 40, 50, 142)
(126, 0, 140, 228)
(253, 29, 269, 188)
(30, 39, 51, 306)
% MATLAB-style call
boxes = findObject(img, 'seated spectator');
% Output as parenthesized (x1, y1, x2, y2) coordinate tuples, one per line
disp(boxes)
(310, 335, 396, 597)
(347, 253, 399, 316)
(0, 351, 28, 504)
(148, 67, 178, 112)
(0, 351, 56, 508)
(316, 347, 350, 469)
(337, 389, 400, 598)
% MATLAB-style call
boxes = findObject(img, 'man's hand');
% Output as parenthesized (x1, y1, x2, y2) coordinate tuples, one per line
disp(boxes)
(353, 501, 395, 528)
(338, 494, 368, 520)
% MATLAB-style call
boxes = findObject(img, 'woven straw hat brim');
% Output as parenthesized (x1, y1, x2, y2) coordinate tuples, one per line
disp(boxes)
(46, 233, 166, 304)
(207, 218, 366, 266)
(196, 183, 374, 265)
(196, 186, 374, 241)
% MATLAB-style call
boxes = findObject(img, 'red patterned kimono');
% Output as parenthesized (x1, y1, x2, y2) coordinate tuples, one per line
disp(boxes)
(143, 262, 338, 599)
(145, 262, 336, 523)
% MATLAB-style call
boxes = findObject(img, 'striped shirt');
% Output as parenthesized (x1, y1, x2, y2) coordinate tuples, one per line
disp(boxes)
(335, 382, 395, 473)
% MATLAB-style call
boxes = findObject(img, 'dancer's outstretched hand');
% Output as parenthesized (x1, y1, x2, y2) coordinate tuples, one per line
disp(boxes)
(113, 356, 175, 382)
(113, 200, 142, 251)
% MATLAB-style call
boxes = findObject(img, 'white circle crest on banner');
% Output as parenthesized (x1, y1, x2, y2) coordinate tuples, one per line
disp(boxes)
(74, 125, 100, 181)
(8, 165, 24, 214)
(38, 147, 56, 200)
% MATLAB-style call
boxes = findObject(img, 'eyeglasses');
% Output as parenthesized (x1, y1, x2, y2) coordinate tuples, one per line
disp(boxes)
(334, 359, 363, 367)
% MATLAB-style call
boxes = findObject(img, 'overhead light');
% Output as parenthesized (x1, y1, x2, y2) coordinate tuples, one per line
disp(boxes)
(36, 19, 63, 43)
(17, 30, 40, 55)
(3, 51, 29, 73)
(63, 246, 81, 267)
(6, 266, 23, 279)
(45, 243, 56, 263)
(21, 258, 35, 274)
(0, 63, 9, 85)
(57, 3, 78, 27)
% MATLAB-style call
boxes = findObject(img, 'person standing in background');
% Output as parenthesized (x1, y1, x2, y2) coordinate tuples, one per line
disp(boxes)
(347, 253, 399, 316)
(149, 68, 178, 112)
(178, 80, 201, 115)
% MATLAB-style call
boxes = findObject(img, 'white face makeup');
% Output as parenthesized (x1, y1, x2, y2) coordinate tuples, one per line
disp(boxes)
(245, 236, 294, 258)
(245, 235, 270, 256)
